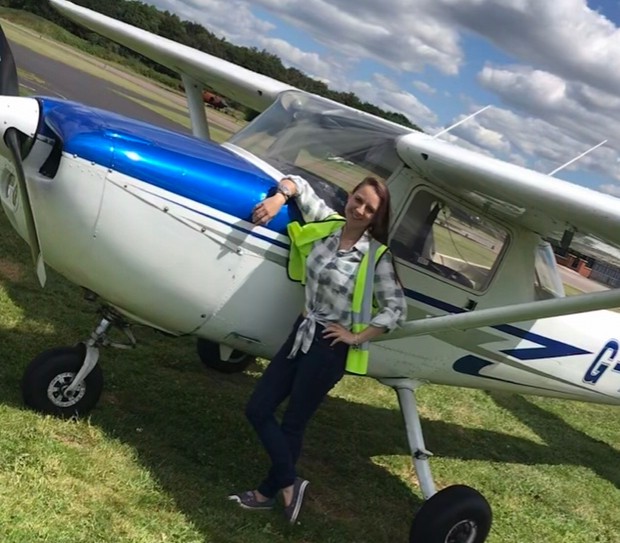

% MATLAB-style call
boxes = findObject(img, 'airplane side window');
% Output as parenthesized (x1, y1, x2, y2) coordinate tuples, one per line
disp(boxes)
(391, 191, 508, 290)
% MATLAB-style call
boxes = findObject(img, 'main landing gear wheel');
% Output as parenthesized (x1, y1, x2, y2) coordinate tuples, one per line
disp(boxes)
(21, 344, 103, 418)
(409, 485, 492, 543)
(196, 339, 254, 373)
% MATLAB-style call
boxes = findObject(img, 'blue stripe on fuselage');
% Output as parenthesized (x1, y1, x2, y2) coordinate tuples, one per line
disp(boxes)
(36, 99, 587, 361)
(38, 97, 301, 234)
(404, 289, 591, 360)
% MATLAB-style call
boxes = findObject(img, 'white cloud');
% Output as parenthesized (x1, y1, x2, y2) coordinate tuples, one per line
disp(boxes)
(440, 0, 620, 95)
(479, 66, 568, 112)
(412, 80, 437, 95)
(145, 0, 274, 43)
(348, 74, 438, 127)
(139, 0, 620, 189)
(600, 184, 620, 197)
(475, 64, 620, 182)
(247, 0, 464, 74)
(255, 37, 336, 81)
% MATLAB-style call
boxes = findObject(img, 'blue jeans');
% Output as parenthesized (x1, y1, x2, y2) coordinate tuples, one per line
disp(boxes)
(245, 317, 348, 498)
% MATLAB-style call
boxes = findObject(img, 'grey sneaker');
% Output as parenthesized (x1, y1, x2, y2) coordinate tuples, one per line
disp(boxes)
(228, 490, 276, 510)
(284, 477, 309, 524)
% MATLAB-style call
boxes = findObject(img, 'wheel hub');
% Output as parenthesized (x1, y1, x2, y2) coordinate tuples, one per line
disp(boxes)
(446, 520, 478, 543)
(47, 372, 86, 407)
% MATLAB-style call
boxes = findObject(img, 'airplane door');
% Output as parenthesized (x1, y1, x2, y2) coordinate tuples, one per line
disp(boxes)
(390, 187, 510, 319)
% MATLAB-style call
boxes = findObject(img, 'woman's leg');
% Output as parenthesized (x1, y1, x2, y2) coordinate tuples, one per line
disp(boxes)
(246, 323, 346, 499)
(280, 333, 347, 475)
(245, 322, 300, 499)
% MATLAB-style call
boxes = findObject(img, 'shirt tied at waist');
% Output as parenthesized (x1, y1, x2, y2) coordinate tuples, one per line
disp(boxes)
(288, 313, 319, 358)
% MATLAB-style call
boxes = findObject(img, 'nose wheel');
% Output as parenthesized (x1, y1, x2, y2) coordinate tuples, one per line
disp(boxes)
(21, 307, 135, 418)
(21, 343, 103, 418)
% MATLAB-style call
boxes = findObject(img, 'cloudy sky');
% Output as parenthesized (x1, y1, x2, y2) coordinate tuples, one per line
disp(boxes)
(142, 0, 620, 194)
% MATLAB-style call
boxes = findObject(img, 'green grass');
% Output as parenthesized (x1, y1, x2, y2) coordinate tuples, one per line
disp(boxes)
(1, 233, 619, 543)
(0, 13, 618, 543)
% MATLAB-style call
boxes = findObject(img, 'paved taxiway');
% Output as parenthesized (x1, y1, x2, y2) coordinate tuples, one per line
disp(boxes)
(12, 33, 244, 133)
(12, 40, 191, 134)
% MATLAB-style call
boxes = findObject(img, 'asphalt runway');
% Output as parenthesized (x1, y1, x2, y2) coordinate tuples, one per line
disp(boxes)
(11, 40, 189, 134)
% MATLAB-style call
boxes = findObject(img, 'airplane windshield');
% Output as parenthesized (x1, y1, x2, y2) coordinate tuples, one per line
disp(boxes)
(534, 241, 565, 299)
(228, 91, 410, 201)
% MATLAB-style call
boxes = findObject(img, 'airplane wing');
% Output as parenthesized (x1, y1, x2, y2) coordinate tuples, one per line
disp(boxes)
(52, 1, 620, 251)
(397, 133, 620, 248)
(49, 0, 293, 113)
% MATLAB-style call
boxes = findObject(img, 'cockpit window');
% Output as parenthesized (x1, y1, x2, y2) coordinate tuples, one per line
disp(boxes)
(534, 241, 565, 299)
(391, 190, 509, 290)
(228, 91, 409, 206)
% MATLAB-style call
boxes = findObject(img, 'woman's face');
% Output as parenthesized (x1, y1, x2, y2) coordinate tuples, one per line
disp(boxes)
(344, 184, 381, 231)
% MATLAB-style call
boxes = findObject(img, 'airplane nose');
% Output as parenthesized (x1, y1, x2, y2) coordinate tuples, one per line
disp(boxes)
(0, 96, 40, 159)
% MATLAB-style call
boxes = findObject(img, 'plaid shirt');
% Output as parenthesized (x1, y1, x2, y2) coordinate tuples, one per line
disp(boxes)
(286, 176, 407, 356)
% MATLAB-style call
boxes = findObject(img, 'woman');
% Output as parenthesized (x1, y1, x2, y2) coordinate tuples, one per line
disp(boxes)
(228, 175, 406, 524)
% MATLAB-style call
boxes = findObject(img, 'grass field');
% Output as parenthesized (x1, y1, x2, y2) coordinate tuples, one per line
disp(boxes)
(1, 224, 619, 542)
(0, 11, 618, 543)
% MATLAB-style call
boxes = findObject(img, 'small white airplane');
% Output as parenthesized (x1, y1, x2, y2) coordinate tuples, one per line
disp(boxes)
(1, 1, 619, 541)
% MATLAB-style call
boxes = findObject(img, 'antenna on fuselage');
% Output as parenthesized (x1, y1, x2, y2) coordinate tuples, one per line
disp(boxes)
(432, 105, 491, 138)
(548, 139, 607, 176)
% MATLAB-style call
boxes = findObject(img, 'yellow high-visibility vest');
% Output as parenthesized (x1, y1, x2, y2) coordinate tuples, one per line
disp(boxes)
(287, 216, 388, 375)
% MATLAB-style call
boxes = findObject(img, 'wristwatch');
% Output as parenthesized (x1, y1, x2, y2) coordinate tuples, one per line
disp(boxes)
(276, 184, 293, 202)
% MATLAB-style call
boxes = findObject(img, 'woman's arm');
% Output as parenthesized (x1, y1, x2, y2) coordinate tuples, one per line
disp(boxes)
(322, 251, 407, 347)
(252, 175, 336, 225)
(322, 323, 386, 347)
(370, 251, 407, 331)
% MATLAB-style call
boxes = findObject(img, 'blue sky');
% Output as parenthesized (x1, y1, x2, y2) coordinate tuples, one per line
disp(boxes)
(144, 0, 620, 195)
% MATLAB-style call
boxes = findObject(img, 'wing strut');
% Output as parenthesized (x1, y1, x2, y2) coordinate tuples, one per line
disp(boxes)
(181, 74, 210, 140)
(377, 288, 620, 341)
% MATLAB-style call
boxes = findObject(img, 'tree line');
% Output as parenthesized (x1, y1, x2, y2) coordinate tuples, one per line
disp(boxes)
(0, 0, 422, 130)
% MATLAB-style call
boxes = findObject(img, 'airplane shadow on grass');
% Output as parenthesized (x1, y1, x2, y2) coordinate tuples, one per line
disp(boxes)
(0, 236, 618, 542)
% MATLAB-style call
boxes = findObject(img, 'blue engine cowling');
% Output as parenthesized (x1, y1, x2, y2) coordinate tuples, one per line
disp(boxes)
(37, 97, 301, 234)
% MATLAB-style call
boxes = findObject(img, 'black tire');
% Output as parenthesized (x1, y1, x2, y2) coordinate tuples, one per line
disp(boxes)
(21, 344, 104, 418)
(196, 338, 254, 373)
(410, 485, 492, 543)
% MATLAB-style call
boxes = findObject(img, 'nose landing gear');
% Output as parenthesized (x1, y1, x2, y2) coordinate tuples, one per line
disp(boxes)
(21, 307, 135, 418)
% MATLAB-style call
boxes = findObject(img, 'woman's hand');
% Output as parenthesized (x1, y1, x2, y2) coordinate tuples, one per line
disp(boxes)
(322, 323, 358, 346)
(252, 194, 286, 225)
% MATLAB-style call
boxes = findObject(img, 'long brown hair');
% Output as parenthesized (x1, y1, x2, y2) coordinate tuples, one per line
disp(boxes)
(351, 176, 391, 245)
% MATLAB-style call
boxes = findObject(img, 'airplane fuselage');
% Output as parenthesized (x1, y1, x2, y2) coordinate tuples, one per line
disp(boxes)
(1, 97, 619, 406)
